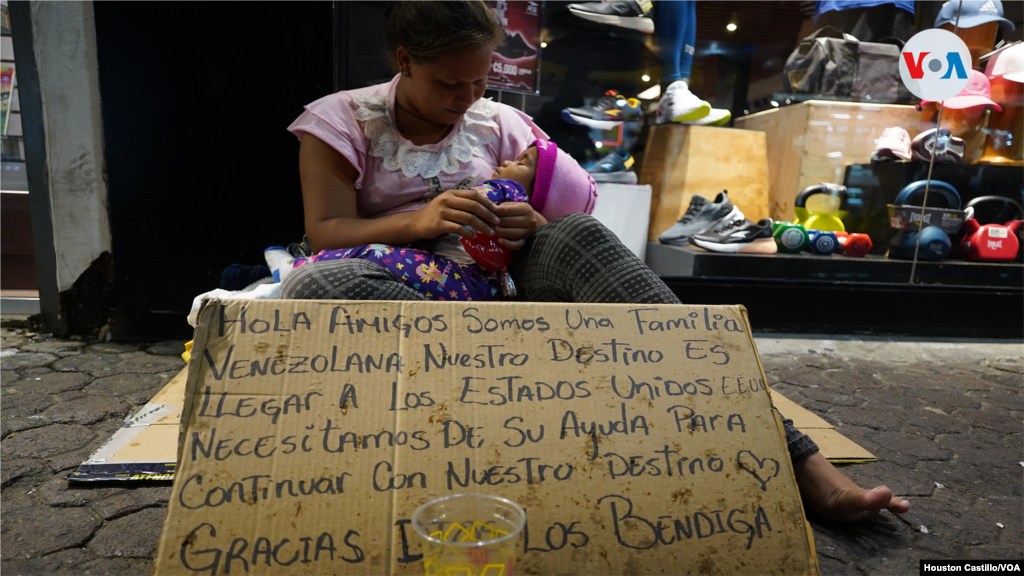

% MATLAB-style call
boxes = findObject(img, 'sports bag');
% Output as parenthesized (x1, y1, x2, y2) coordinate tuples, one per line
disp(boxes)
(783, 26, 912, 103)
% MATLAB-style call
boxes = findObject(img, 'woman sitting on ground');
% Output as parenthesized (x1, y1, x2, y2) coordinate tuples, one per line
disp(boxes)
(281, 0, 910, 524)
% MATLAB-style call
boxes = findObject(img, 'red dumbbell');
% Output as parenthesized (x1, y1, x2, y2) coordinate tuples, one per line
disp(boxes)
(838, 233, 872, 257)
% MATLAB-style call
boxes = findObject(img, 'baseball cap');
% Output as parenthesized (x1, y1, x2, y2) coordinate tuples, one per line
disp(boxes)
(985, 42, 1024, 83)
(921, 69, 1003, 110)
(935, 0, 1015, 31)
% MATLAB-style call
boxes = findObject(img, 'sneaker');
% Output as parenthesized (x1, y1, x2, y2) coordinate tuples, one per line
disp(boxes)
(568, 0, 654, 33)
(657, 80, 711, 123)
(495, 32, 536, 59)
(681, 107, 731, 126)
(691, 217, 778, 254)
(872, 127, 912, 161)
(585, 150, 638, 183)
(563, 90, 642, 130)
(658, 191, 739, 246)
(911, 128, 966, 164)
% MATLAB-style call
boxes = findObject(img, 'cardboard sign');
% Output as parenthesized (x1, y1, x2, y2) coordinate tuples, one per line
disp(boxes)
(155, 300, 819, 575)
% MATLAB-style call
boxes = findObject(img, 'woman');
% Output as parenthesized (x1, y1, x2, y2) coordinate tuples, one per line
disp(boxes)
(282, 0, 908, 523)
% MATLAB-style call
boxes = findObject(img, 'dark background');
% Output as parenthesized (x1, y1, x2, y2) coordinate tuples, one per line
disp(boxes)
(93, 2, 333, 339)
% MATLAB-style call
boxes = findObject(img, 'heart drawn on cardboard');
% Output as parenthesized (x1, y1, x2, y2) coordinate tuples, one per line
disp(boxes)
(737, 450, 780, 492)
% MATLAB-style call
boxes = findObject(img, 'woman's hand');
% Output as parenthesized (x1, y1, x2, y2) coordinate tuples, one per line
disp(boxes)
(493, 202, 548, 250)
(411, 189, 501, 240)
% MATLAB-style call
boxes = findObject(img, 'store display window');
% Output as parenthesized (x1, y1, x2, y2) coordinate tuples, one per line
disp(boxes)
(335, 0, 1023, 308)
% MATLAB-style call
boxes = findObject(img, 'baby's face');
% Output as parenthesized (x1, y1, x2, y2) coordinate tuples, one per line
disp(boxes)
(491, 146, 537, 197)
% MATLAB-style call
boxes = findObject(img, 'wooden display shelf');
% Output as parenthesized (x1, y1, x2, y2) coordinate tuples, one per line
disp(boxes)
(734, 101, 920, 223)
(638, 124, 770, 242)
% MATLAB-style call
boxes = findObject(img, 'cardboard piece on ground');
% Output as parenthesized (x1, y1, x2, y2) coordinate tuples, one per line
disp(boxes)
(769, 390, 876, 463)
(155, 300, 820, 575)
(66, 368, 188, 482)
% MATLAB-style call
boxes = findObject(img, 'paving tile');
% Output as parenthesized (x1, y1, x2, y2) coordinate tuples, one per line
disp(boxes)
(88, 508, 166, 558)
(116, 353, 184, 374)
(91, 485, 171, 520)
(35, 474, 127, 507)
(823, 370, 886, 390)
(19, 341, 84, 355)
(0, 506, 101, 559)
(1, 353, 57, 371)
(10, 372, 93, 395)
(0, 424, 96, 460)
(899, 489, 999, 546)
(52, 354, 125, 378)
(84, 373, 170, 397)
(83, 343, 140, 354)
(0, 548, 94, 575)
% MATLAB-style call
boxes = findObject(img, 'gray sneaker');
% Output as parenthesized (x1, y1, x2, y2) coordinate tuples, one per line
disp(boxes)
(658, 191, 737, 246)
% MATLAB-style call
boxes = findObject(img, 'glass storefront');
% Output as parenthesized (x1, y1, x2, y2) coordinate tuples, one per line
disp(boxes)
(327, 0, 1024, 335)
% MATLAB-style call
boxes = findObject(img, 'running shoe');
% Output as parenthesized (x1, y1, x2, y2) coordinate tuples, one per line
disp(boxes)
(585, 150, 638, 184)
(656, 80, 711, 124)
(681, 107, 731, 126)
(871, 127, 912, 162)
(563, 90, 642, 130)
(495, 32, 536, 59)
(911, 128, 966, 164)
(568, 0, 655, 33)
(658, 191, 739, 245)
(691, 217, 777, 254)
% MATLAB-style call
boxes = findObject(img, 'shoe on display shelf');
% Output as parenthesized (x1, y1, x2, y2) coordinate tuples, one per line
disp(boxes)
(658, 191, 738, 246)
(911, 128, 966, 164)
(568, 0, 655, 34)
(691, 217, 778, 254)
(871, 127, 912, 162)
(585, 150, 638, 184)
(656, 80, 711, 124)
(563, 90, 643, 130)
(680, 107, 731, 126)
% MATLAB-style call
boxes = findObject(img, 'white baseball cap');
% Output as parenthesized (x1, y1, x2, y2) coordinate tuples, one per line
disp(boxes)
(986, 43, 1024, 83)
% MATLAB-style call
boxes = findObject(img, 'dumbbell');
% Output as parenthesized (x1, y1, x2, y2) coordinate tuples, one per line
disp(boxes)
(807, 229, 839, 256)
(772, 222, 809, 253)
(839, 233, 873, 257)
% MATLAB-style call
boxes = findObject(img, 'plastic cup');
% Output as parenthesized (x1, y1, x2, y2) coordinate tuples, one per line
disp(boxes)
(411, 494, 526, 576)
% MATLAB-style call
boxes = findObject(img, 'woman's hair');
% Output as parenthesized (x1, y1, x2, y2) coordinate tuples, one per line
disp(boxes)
(383, 1, 504, 70)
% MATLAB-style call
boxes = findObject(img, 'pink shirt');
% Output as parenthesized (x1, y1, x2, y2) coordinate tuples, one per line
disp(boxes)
(287, 75, 548, 219)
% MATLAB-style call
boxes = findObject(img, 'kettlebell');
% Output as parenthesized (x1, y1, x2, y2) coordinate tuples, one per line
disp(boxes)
(807, 229, 839, 256)
(960, 196, 1024, 262)
(794, 183, 848, 232)
(772, 222, 809, 253)
(889, 226, 952, 260)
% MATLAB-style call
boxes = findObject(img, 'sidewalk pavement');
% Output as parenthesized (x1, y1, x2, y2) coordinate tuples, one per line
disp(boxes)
(1, 319, 1021, 575)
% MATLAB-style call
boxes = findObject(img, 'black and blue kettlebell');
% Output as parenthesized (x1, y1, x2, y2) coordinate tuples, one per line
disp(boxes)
(888, 180, 961, 261)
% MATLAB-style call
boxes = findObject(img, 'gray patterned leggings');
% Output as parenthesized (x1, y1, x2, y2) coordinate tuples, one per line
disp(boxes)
(280, 213, 818, 462)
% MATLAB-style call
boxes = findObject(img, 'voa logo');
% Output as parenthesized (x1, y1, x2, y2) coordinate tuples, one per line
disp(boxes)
(899, 29, 972, 102)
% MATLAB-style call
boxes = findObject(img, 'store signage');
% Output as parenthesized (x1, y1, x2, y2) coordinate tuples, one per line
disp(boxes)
(487, 1, 542, 95)
(899, 29, 972, 102)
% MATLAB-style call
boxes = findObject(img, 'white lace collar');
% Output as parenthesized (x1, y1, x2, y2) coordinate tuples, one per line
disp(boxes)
(351, 82, 499, 180)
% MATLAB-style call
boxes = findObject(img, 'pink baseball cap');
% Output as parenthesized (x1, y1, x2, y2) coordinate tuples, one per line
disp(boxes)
(529, 139, 598, 222)
(921, 69, 1002, 111)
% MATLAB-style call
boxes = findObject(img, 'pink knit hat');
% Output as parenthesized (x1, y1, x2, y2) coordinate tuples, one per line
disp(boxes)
(529, 139, 598, 221)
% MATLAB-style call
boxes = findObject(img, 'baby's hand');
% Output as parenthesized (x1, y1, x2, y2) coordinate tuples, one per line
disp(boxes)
(493, 203, 547, 250)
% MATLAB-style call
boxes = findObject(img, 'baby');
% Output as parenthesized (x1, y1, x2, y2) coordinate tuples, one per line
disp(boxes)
(274, 139, 597, 301)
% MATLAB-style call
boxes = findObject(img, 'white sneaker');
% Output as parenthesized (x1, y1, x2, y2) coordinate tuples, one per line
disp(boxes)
(657, 81, 711, 123)
(681, 107, 731, 126)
